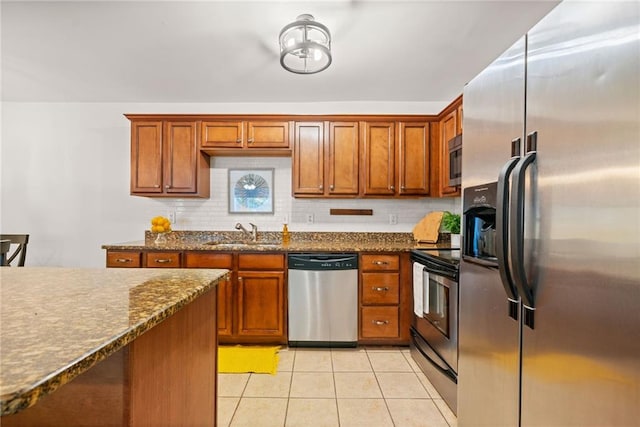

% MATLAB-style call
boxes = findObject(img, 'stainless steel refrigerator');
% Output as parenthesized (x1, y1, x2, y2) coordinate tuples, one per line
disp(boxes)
(458, 1, 639, 426)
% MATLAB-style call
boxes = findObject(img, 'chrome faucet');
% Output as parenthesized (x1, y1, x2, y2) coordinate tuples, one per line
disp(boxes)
(235, 222, 258, 241)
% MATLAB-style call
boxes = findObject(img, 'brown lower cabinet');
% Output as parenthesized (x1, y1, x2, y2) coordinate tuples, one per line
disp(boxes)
(359, 252, 411, 345)
(182, 252, 286, 345)
(183, 252, 235, 338)
(107, 249, 410, 345)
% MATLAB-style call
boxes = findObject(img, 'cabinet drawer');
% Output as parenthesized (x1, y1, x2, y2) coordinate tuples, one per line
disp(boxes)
(361, 254, 399, 271)
(238, 253, 285, 270)
(145, 252, 182, 268)
(184, 252, 233, 268)
(361, 306, 400, 338)
(106, 251, 142, 268)
(361, 272, 400, 304)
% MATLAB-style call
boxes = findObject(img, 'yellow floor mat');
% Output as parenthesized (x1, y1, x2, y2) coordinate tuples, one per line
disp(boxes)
(218, 345, 280, 375)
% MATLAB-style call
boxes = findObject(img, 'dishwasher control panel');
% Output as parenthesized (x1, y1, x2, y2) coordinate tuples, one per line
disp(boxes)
(288, 253, 358, 270)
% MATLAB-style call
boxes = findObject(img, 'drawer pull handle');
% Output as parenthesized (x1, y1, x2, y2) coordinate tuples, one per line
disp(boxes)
(155, 259, 172, 263)
(236, 138, 242, 143)
(115, 258, 132, 263)
(372, 260, 389, 265)
(372, 320, 389, 325)
(372, 286, 390, 292)
(247, 138, 254, 144)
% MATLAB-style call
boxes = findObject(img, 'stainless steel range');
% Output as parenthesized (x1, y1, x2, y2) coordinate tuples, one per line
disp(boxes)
(410, 249, 460, 414)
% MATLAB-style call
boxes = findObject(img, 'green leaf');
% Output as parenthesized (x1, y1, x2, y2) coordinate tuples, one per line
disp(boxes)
(441, 211, 461, 234)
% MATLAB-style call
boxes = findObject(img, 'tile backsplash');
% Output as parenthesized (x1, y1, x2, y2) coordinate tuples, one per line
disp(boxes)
(148, 157, 460, 232)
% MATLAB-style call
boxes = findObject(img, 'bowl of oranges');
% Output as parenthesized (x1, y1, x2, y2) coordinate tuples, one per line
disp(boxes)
(151, 216, 172, 244)
(151, 216, 172, 233)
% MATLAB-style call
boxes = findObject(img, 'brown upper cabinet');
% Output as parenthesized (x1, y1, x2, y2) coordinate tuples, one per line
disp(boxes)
(398, 121, 430, 196)
(129, 119, 210, 198)
(362, 122, 396, 196)
(125, 109, 460, 200)
(292, 122, 325, 196)
(294, 119, 431, 198)
(432, 96, 462, 197)
(200, 120, 291, 155)
(328, 122, 360, 195)
(293, 121, 360, 197)
(362, 121, 430, 197)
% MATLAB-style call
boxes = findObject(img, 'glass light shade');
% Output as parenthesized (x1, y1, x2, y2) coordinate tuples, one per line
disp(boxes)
(279, 14, 332, 74)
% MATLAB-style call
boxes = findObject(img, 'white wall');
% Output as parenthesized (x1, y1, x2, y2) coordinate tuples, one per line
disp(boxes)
(1, 102, 460, 267)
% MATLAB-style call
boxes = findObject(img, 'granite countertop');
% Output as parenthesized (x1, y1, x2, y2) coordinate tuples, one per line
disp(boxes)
(102, 231, 455, 252)
(0, 267, 228, 416)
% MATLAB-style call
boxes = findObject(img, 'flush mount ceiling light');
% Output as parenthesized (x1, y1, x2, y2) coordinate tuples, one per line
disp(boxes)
(279, 14, 332, 74)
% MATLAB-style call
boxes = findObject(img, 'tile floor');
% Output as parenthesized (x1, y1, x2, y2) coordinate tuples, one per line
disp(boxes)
(217, 346, 457, 427)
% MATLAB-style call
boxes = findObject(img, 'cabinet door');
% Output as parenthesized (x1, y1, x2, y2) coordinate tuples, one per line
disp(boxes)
(293, 122, 325, 195)
(163, 121, 199, 194)
(131, 121, 163, 194)
(439, 109, 460, 196)
(236, 271, 285, 338)
(362, 122, 396, 195)
(200, 121, 244, 148)
(398, 122, 430, 195)
(327, 122, 360, 195)
(247, 121, 290, 149)
(184, 252, 234, 338)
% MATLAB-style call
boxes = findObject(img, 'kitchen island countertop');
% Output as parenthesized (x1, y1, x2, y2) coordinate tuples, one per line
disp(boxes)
(0, 267, 228, 416)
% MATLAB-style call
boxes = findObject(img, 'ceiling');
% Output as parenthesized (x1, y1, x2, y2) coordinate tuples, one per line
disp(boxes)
(1, 0, 560, 104)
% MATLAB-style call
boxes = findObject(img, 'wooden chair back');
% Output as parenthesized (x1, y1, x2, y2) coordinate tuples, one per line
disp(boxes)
(0, 234, 29, 266)
(0, 240, 10, 266)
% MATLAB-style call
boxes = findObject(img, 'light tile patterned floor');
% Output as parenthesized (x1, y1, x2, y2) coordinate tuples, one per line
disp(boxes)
(217, 347, 457, 427)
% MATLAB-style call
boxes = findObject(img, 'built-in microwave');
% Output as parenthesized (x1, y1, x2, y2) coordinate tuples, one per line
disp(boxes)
(448, 134, 462, 187)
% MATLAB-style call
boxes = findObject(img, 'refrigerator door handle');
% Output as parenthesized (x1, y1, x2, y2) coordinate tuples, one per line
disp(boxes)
(496, 153, 520, 303)
(510, 148, 537, 310)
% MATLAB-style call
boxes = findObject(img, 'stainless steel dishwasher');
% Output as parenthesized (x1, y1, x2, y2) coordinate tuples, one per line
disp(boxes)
(287, 253, 358, 347)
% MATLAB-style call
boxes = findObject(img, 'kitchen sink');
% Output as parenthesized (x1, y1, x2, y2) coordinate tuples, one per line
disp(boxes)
(204, 241, 281, 249)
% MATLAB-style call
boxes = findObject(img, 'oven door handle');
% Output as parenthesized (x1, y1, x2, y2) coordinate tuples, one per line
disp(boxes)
(410, 329, 457, 383)
(420, 264, 456, 281)
(422, 268, 429, 315)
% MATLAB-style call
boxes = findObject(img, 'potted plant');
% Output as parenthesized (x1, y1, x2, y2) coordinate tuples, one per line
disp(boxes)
(441, 211, 461, 247)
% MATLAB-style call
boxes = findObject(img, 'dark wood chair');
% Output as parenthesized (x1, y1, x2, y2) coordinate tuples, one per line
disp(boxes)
(0, 234, 29, 266)
(0, 240, 10, 266)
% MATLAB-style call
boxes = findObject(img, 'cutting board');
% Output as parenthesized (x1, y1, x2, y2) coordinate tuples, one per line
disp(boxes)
(413, 211, 444, 243)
